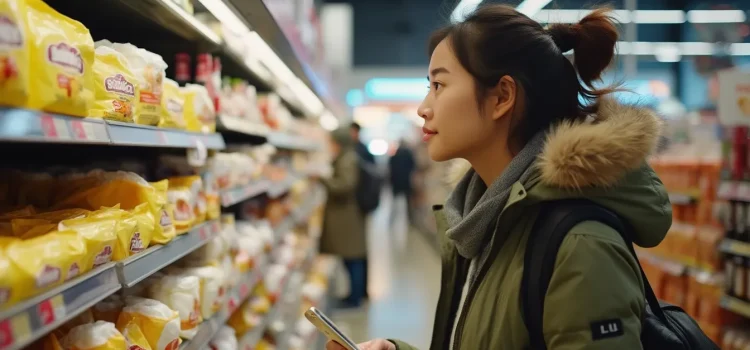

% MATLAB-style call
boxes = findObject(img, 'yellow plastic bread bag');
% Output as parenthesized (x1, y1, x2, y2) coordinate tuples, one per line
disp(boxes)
(62, 321, 127, 350)
(180, 266, 225, 319)
(54, 309, 95, 339)
(26, 0, 94, 117)
(0, 237, 24, 309)
(150, 180, 176, 243)
(166, 186, 194, 235)
(107, 43, 166, 126)
(168, 176, 206, 225)
(118, 319, 152, 350)
(0, 0, 29, 108)
(117, 297, 181, 350)
(90, 204, 154, 260)
(90, 46, 138, 122)
(159, 78, 186, 129)
(54, 171, 155, 211)
(227, 300, 262, 336)
(10, 208, 89, 240)
(5, 231, 87, 301)
(59, 215, 118, 270)
(181, 84, 216, 133)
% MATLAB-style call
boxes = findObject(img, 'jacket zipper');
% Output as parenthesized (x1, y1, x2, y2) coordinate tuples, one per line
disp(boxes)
(451, 218, 506, 349)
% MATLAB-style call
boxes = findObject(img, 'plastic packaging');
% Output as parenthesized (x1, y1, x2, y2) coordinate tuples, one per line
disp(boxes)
(209, 326, 239, 350)
(5, 231, 87, 301)
(117, 297, 181, 350)
(168, 176, 205, 227)
(90, 45, 138, 122)
(92, 295, 123, 324)
(166, 186, 194, 234)
(62, 321, 127, 350)
(108, 43, 166, 126)
(24, 0, 95, 117)
(181, 84, 216, 133)
(159, 78, 186, 129)
(181, 266, 225, 318)
(118, 319, 152, 350)
(0, 0, 29, 108)
(58, 215, 118, 270)
(148, 274, 202, 339)
(150, 180, 176, 243)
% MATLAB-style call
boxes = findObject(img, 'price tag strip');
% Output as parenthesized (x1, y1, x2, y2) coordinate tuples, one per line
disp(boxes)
(0, 109, 108, 144)
(0, 264, 120, 350)
(720, 238, 750, 258)
(721, 295, 750, 318)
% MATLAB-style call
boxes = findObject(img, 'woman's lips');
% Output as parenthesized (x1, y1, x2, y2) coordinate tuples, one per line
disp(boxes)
(422, 127, 437, 142)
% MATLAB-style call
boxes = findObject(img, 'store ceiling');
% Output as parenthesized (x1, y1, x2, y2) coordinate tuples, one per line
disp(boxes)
(323, 0, 749, 66)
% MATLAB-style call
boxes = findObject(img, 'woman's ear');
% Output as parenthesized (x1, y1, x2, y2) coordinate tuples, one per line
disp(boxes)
(489, 75, 516, 121)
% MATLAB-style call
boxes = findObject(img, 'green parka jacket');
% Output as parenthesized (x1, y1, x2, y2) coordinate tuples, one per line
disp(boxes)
(391, 99, 672, 350)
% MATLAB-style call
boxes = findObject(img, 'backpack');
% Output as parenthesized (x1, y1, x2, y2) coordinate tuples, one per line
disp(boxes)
(521, 199, 719, 350)
(356, 157, 381, 214)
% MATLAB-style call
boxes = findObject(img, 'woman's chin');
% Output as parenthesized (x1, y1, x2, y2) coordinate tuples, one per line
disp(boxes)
(427, 143, 453, 162)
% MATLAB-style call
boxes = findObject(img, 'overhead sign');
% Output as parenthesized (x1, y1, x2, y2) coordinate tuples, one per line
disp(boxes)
(718, 69, 750, 126)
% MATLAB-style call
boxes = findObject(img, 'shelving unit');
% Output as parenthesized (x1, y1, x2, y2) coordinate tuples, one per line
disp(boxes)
(221, 181, 272, 207)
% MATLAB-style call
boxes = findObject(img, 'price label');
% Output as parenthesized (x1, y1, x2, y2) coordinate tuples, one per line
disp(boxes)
(0, 319, 13, 350)
(240, 283, 249, 298)
(69, 120, 87, 140)
(40, 114, 58, 138)
(718, 181, 738, 200)
(198, 226, 209, 241)
(729, 240, 750, 257)
(187, 138, 208, 167)
(37, 300, 55, 326)
(227, 297, 237, 314)
(157, 131, 168, 145)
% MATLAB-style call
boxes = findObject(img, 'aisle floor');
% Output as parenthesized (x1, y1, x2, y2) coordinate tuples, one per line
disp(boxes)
(331, 192, 441, 349)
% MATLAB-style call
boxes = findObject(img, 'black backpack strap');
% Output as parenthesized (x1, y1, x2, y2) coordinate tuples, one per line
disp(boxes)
(521, 199, 667, 350)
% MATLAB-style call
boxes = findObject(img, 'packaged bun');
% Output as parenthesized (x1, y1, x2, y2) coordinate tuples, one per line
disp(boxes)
(148, 274, 202, 339)
(90, 45, 138, 122)
(117, 297, 180, 350)
(62, 321, 127, 350)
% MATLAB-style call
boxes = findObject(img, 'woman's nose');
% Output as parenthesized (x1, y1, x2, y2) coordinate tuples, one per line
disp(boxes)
(417, 103, 432, 121)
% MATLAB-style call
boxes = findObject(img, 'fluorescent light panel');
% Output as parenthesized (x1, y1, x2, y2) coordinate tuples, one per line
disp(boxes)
(197, 0, 249, 35)
(450, 0, 482, 23)
(159, 0, 222, 44)
(516, 0, 553, 17)
(534, 9, 745, 24)
(616, 41, 749, 56)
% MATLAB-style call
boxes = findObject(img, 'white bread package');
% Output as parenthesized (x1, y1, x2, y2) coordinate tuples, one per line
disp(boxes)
(209, 325, 238, 350)
(149, 274, 202, 339)
(62, 321, 127, 350)
(116, 297, 180, 350)
(181, 266, 225, 319)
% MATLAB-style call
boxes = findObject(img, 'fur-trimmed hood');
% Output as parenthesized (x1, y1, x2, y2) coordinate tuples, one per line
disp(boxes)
(445, 98, 672, 247)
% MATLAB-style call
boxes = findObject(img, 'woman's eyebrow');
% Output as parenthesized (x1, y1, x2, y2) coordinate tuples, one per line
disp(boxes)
(429, 67, 450, 78)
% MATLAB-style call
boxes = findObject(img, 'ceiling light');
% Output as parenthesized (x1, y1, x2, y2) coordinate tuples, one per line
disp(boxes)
(687, 10, 746, 24)
(320, 111, 339, 131)
(655, 45, 682, 62)
(516, 0, 553, 17)
(450, 0, 483, 23)
(632, 10, 685, 24)
(158, 0, 222, 44)
(197, 0, 250, 35)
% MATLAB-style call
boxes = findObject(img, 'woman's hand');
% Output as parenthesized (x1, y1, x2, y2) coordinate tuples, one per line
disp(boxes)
(325, 339, 396, 350)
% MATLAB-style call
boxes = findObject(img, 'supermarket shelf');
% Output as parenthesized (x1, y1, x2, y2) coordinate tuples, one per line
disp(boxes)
(0, 263, 121, 350)
(717, 180, 750, 202)
(105, 121, 226, 150)
(238, 274, 293, 349)
(221, 180, 271, 207)
(0, 108, 226, 150)
(117, 221, 221, 288)
(719, 239, 750, 258)
(268, 132, 320, 152)
(217, 115, 270, 138)
(721, 295, 750, 318)
(0, 108, 109, 144)
(268, 175, 301, 199)
(181, 268, 265, 350)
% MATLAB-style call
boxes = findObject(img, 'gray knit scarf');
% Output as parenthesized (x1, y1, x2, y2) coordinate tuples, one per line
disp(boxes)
(444, 132, 546, 259)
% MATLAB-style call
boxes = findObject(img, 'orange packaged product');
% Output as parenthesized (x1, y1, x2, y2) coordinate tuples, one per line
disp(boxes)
(697, 225, 723, 271)
(662, 273, 686, 307)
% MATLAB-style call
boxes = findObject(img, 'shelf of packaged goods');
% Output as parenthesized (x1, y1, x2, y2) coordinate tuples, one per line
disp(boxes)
(721, 295, 750, 318)
(116, 221, 222, 288)
(221, 180, 271, 207)
(267, 133, 320, 152)
(217, 115, 271, 138)
(717, 181, 750, 202)
(238, 273, 293, 350)
(0, 109, 226, 150)
(269, 272, 305, 350)
(180, 267, 265, 350)
(268, 175, 301, 199)
(0, 263, 121, 350)
(105, 121, 226, 149)
(719, 239, 750, 258)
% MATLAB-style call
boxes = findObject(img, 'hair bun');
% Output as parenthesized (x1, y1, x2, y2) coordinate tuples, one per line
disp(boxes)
(547, 9, 618, 87)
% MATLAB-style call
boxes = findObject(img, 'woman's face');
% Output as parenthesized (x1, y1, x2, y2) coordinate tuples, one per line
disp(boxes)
(418, 39, 498, 162)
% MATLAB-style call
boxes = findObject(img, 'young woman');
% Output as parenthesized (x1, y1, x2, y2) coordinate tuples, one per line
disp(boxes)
(327, 4, 670, 350)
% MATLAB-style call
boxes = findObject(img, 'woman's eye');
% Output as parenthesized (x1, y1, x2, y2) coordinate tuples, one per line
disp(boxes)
(432, 82, 441, 91)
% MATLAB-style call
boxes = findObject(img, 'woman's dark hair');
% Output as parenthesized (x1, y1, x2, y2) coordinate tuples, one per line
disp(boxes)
(429, 6, 618, 150)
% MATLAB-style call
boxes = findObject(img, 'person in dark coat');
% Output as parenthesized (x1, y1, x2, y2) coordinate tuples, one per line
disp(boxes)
(349, 122, 373, 299)
(320, 127, 367, 308)
(389, 140, 416, 224)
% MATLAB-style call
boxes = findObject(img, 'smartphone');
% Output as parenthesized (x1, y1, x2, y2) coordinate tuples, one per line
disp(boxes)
(304, 307, 359, 350)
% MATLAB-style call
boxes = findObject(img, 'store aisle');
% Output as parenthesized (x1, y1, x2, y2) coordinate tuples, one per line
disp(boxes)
(332, 190, 441, 349)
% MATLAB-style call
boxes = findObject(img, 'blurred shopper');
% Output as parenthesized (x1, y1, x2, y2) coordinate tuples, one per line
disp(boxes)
(329, 6, 672, 350)
(350, 122, 378, 300)
(389, 140, 416, 224)
(320, 127, 367, 308)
